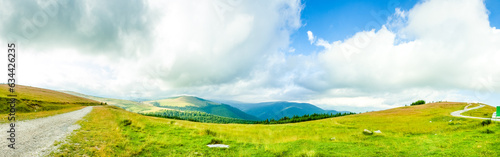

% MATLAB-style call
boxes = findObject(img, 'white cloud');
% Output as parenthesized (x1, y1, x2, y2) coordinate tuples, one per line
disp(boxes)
(1, 0, 499, 112)
(303, 0, 500, 110)
(1, 0, 304, 101)
(307, 30, 315, 44)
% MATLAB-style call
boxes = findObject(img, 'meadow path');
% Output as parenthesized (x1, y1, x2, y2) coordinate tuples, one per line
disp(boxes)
(0, 106, 93, 157)
(450, 105, 499, 121)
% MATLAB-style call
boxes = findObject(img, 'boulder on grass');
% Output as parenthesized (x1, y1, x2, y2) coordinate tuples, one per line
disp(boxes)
(363, 129, 373, 135)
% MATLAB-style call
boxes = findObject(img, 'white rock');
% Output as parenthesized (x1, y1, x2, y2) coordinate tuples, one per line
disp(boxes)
(207, 144, 230, 148)
(373, 130, 382, 134)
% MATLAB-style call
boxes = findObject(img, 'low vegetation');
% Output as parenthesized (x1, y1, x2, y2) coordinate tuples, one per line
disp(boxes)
(143, 109, 356, 124)
(142, 110, 254, 124)
(254, 112, 356, 124)
(462, 104, 496, 118)
(53, 102, 500, 156)
(0, 84, 102, 123)
(410, 100, 426, 106)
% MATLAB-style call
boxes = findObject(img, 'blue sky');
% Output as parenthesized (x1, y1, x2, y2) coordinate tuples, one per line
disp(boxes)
(292, 0, 500, 55)
(1, 0, 500, 112)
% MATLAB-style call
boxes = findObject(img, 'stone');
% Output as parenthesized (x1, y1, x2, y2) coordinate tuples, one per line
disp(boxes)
(207, 144, 230, 148)
(363, 129, 373, 135)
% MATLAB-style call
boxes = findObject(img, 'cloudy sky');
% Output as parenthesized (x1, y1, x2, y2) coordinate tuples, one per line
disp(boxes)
(1, 0, 500, 112)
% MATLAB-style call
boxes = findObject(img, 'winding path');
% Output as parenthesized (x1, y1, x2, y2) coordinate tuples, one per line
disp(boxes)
(450, 104, 499, 121)
(0, 106, 93, 157)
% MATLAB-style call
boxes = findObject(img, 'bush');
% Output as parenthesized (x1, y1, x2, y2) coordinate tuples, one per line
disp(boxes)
(120, 119, 132, 126)
(410, 100, 426, 106)
(208, 138, 223, 144)
(481, 120, 492, 126)
(482, 129, 494, 134)
(203, 129, 217, 136)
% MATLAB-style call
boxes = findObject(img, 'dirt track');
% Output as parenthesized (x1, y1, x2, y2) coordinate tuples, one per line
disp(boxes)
(0, 107, 93, 157)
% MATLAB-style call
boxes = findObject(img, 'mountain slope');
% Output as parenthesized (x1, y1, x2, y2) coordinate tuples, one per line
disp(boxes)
(245, 101, 338, 120)
(54, 102, 500, 156)
(0, 84, 100, 114)
(144, 96, 260, 121)
(0, 84, 98, 103)
(62, 91, 168, 113)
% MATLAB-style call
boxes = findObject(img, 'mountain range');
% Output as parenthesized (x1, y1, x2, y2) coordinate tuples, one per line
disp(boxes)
(64, 91, 346, 121)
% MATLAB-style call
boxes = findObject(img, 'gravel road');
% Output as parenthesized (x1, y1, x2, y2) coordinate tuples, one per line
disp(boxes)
(450, 104, 499, 121)
(0, 106, 93, 157)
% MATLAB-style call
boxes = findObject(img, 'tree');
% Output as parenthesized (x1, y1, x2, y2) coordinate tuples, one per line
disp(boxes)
(410, 100, 426, 106)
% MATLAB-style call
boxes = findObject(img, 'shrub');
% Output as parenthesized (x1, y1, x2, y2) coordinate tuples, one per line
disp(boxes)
(410, 100, 426, 106)
(120, 119, 132, 126)
(208, 138, 223, 144)
(203, 129, 217, 136)
(482, 129, 494, 134)
(481, 120, 492, 126)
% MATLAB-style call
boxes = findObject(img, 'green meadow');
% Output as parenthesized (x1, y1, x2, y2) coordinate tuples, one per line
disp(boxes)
(52, 102, 500, 156)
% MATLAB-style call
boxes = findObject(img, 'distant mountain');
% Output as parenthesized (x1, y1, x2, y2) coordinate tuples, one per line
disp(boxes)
(244, 102, 342, 120)
(143, 96, 260, 121)
(62, 91, 164, 113)
(212, 99, 270, 111)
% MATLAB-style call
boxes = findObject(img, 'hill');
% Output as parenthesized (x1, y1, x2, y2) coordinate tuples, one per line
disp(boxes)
(144, 96, 260, 121)
(62, 91, 165, 113)
(0, 84, 101, 122)
(244, 101, 340, 120)
(0, 84, 98, 103)
(53, 102, 499, 156)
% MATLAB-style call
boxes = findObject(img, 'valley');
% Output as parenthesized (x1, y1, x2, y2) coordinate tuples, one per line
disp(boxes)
(1, 86, 499, 156)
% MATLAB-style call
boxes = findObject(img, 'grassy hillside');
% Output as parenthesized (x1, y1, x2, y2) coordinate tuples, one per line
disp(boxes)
(145, 96, 260, 121)
(462, 104, 496, 118)
(0, 84, 98, 103)
(53, 102, 499, 156)
(62, 91, 165, 113)
(245, 102, 335, 120)
(0, 84, 101, 122)
(144, 96, 220, 107)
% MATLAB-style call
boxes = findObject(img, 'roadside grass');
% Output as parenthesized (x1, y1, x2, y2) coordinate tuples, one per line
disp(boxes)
(0, 106, 85, 123)
(0, 84, 102, 123)
(53, 102, 500, 156)
(52, 106, 274, 156)
(462, 105, 496, 118)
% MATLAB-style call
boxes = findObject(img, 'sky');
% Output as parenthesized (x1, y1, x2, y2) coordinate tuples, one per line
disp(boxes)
(1, 0, 500, 112)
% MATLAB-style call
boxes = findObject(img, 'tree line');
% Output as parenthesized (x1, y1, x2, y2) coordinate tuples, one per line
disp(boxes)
(142, 109, 356, 124)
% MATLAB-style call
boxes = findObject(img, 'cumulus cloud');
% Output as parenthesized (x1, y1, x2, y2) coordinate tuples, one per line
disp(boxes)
(307, 30, 315, 44)
(0, 0, 304, 101)
(1, 0, 499, 112)
(0, 0, 154, 58)
(304, 0, 500, 110)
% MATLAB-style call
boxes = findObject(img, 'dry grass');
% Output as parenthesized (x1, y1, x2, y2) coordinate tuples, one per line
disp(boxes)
(462, 104, 496, 118)
(0, 84, 98, 103)
(53, 102, 500, 156)
(0, 106, 85, 123)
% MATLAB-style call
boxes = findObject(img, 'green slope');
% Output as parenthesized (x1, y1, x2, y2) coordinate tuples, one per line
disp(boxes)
(53, 102, 500, 156)
(62, 91, 164, 113)
(0, 84, 101, 122)
(144, 96, 260, 121)
(0, 84, 100, 113)
(245, 101, 337, 120)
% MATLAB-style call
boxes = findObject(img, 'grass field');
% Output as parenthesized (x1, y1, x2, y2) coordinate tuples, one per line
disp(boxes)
(53, 102, 500, 156)
(0, 106, 85, 123)
(462, 104, 496, 118)
(0, 85, 98, 103)
(143, 96, 221, 107)
(0, 84, 101, 123)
